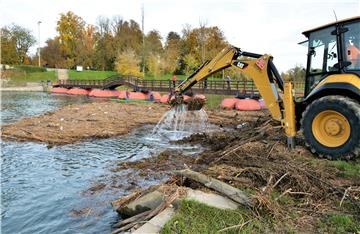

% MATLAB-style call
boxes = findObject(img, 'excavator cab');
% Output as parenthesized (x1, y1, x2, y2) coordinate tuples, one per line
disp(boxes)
(303, 16, 360, 96)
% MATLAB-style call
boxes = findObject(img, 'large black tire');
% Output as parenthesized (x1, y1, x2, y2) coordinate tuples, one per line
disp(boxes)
(301, 95, 360, 160)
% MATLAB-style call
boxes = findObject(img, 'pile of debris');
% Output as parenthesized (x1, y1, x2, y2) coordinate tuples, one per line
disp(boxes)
(109, 115, 360, 232)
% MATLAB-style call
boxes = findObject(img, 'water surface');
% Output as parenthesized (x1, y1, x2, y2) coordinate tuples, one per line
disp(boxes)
(1, 92, 202, 234)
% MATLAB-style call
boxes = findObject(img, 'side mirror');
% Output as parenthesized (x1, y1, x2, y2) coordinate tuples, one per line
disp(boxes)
(309, 47, 316, 57)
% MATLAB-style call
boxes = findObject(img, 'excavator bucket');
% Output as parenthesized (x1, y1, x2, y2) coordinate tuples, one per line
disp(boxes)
(186, 98, 206, 111)
(169, 95, 206, 111)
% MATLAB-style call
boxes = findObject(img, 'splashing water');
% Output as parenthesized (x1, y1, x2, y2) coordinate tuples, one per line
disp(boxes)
(152, 104, 210, 141)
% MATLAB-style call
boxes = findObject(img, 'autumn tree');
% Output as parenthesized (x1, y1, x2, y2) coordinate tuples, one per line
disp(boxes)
(181, 24, 227, 74)
(144, 30, 163, 76)
(56, 11, 85, 68)
(79, 24, 96, 68)
(41, 37, 65, 68)
(94, 17, 143, 71)
(1, 27, 18, 64)
(163, 31, 181, 74)
(115, 48, 143, 77)
(1, 25, 35, 64)
(113, 19, 143, 53)
(94, 16, 116, 70)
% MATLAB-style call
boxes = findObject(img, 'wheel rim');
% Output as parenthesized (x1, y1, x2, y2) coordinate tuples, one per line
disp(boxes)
(312, 110, 351, 147)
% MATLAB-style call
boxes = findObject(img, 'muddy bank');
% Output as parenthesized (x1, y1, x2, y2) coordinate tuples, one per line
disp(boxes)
(1, 101, 266, 144)
(1, 102, 169, 144)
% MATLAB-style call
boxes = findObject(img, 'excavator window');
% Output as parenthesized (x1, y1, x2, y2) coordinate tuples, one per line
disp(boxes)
(343, 21, 360, 71)
(306, 26, 338, 92)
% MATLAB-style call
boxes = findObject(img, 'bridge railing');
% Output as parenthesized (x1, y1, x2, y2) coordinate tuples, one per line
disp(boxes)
(55, 76, 305, 97)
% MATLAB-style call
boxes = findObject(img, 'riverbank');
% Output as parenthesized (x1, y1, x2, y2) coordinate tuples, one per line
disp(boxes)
(108, 116, 360, 233)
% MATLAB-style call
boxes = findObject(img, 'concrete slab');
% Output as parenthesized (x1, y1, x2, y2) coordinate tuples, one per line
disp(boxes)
(185, 189, 239, 210)
(132, 207, 175, 234)
(117, 190, 164, 218)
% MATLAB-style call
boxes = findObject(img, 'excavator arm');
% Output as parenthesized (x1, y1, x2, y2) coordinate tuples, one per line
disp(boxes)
(174, 45, 297, 146)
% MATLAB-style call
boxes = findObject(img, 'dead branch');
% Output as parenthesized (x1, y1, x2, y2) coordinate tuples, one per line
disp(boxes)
(340, 186, 351, 207)
(214, 132, 265, 164)
(272, 173, 289, 189)
(217, 219, 253, 232)
(112, 210, 151, 228)
(174, 169, 253, 207)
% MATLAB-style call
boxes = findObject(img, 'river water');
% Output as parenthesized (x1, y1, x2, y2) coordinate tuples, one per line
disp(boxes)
(1, 92, 202, 234)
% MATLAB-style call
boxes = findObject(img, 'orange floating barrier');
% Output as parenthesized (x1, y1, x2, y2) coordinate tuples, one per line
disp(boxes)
(112, 90, 121, 97)
(118, 91, 128, 99)
(88, 89, 119, 98)
(128, 92, 147, 100)
(67, 88, 90, 95)
(235, 99, 261, 111)
(148, 92, 162, 101)
(50, 87, 69, 94)
(183, 95, 192, 103)
(220, 98, 238, 109)
(193, 94, 206, 100)
(160, 95, 170, 103)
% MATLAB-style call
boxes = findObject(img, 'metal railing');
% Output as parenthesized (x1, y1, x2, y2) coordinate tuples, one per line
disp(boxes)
(54, 75, 305, 97)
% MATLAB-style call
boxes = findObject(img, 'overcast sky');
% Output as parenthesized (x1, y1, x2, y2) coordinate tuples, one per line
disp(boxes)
(1, 0, 359, 72)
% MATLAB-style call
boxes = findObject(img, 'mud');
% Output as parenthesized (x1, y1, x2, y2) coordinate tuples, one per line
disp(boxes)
(1, 102, 169, 144)
(1, 101, 266, 145)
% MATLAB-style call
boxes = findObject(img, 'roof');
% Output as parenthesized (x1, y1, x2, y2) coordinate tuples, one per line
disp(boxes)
(302, 16, 360, 37)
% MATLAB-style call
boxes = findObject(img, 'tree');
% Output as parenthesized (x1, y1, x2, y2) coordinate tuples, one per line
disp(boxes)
(11, 24, 36, 64)
(41, 37, 66, 68)
(181, 24, 227, 74)
(146, 53, 165, 77)
(0, 25, 35, 64)
(56, 11, 85, 68)
(1, 27, 18, 64)
(115, 48, 143, 77)
(286, 65, 305, 82)
(163, 31, 181, 74)
(79, 24, 96, 68)
(94, 16, 116, 70)
(145, 30, 163, 55)
(113, 19, 143, 53)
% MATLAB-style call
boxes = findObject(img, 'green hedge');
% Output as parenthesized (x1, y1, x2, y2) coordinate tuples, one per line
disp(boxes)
(13, 65, 47, 73)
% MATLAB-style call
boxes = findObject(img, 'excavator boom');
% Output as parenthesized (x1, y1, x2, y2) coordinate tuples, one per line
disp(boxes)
(174, 45, 297, 147)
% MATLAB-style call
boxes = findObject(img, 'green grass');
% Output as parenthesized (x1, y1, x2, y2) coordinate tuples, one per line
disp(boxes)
(318, 213, 360, 233)
(5, 71, 56, 86)
(327, 160, 360, 180)
(68, 70, 117, 80)
(13, 65, 46, 73)
(161, 200, 268, 234)
(144, 73, 188, 80)
(144, 73, 224, 81)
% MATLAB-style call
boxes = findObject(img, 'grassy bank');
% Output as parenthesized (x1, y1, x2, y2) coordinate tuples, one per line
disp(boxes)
(3, 70, 57, 86)
(3, 65, 227, 84)
(68, 70, 117, 80)
(2, 67, 117, 86)
(162, 200, 268, 233)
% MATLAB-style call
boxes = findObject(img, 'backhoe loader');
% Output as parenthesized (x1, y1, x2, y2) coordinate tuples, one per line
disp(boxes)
(173, 16, 360, 159)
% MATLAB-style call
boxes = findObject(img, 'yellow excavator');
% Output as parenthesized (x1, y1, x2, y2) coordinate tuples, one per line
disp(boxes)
(173, 16, 360, 159)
